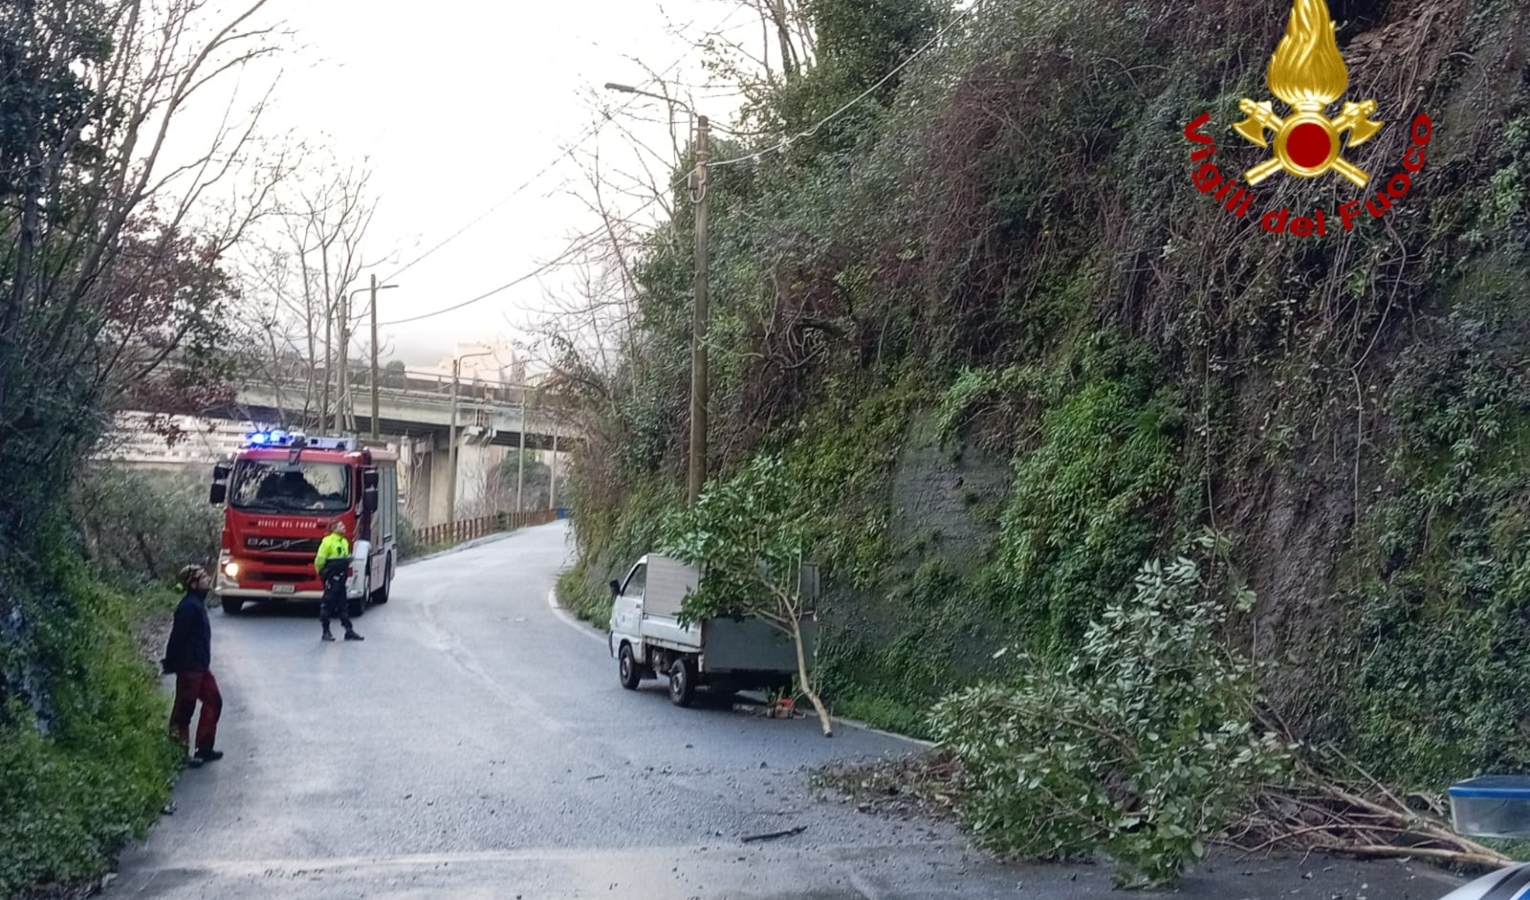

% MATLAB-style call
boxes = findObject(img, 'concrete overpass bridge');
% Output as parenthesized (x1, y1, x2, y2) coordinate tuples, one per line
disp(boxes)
(111, 371, 583, 528)
(225, 376, 581, 527)
(225, 377, 577, 449)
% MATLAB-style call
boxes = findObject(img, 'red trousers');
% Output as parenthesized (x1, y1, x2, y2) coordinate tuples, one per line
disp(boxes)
(169, 670, 222, 753)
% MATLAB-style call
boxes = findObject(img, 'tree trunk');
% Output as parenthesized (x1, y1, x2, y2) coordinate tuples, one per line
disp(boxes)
(789, 612, 832, 737)
(133, 530, 158, 576)
(767, 0, 801, 76)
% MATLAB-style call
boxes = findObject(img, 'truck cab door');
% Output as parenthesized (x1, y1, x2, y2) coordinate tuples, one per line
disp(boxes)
(609, 562, 646, 647)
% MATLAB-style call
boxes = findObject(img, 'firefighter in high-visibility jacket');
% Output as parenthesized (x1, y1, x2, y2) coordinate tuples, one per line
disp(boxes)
(314, 520, 363, 642)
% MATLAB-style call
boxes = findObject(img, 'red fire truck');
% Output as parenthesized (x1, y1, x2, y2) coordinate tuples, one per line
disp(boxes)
(208, 430, 400, 617)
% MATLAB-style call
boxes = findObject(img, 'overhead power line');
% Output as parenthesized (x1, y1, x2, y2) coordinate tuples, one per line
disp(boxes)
(380, 157, 576, 283)
(379, 6, 748, 285)
(705, 1, 979, 173)
(377, 262, 562, 327)
(376, 194, 665, 327)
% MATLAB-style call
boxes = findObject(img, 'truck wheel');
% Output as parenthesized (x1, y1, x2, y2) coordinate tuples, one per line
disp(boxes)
(221, 597, 243, 616)
(668, 658, 696, 708)
(618, 644, 642, 690)
(371, 555, 392, 604)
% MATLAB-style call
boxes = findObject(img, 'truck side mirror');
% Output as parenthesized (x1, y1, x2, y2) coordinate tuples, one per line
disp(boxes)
(609, 579, 622, 597)
(362, 467, 379, 490)
(362, 486, 379, 513)
(209, 463, 231, 505)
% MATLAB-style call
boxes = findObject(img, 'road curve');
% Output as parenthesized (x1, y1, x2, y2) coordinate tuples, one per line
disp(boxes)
(109, 521, 1463, 900)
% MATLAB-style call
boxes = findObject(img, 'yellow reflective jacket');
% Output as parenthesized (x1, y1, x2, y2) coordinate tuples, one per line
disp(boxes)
(314, 532, 350, 574)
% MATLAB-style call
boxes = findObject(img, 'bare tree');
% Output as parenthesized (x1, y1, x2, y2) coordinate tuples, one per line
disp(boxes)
(695, 0, 815, 93)
(1, 0, 292, 512)
(228, 156, 378, 432)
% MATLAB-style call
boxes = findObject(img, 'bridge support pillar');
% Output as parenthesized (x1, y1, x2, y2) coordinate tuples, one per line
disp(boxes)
(410, 431, 498, 527)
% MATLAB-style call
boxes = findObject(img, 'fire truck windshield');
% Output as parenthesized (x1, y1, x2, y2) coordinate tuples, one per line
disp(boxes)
(228, 460, 351, 513)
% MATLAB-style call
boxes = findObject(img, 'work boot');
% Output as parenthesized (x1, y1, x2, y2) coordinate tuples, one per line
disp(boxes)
(343, 630, 364, 641)
(185, 756, 204, 769)
(195, 749, 224, 763)
(321, 627, 335, 642)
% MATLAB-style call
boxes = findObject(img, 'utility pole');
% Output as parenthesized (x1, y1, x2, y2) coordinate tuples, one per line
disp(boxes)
(601, 82, 710, 507)
(549, 428, 559, 511)
(369, 274, 380, 439)
(338, 288, 350, 433)
(516, 385, 526, 514)
(689, 113, 710, 507)
(351, 279, 398, 440)
(447, 357, 460, 524)
(321, 294, 332, 433)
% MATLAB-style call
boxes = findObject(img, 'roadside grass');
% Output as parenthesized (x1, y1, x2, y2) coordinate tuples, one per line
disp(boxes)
(556, 566, 611, 631)
(1, 556, 182, 900)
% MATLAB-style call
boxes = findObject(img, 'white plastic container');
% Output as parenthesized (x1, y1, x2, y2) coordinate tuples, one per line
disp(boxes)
(1449, 776, 1530, 839)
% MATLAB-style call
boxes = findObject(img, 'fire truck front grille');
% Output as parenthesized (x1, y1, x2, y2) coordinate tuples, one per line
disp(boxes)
(243, 536, 323, 554)
(245, 570, 316, 584)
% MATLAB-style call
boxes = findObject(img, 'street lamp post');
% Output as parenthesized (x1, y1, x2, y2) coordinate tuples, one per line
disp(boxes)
(348, 277, 399, 439)
(605, 81, 710, 507)
(447, 349, 496, 524)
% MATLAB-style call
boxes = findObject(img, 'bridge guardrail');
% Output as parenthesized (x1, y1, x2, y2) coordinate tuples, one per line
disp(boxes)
(414, 509, 558, 552)
(241, 379, 573, 426)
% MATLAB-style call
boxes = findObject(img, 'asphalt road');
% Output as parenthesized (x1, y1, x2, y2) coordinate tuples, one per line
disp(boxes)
(110, 521, 1470, 899)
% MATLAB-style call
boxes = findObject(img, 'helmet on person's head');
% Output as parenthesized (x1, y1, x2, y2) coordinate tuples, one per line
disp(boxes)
(175, 564, 208, 592)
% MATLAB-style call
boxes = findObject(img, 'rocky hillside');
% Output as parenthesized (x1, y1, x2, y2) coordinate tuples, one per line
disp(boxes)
(557, 0, 1530, 796)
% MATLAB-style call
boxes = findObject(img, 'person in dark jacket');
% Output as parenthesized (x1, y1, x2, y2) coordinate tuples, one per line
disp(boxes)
(162, 564, 224, 767)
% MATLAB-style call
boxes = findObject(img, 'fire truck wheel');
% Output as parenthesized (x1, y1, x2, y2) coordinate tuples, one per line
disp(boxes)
(221, 597, 243, 616)
(370, 558, 391, 604)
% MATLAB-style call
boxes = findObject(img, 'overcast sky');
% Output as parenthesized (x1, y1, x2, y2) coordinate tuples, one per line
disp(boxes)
(174, 0, 758, 369)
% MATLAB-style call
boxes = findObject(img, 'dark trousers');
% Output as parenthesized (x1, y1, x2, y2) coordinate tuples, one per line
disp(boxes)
(320, 573, 352, 631)
(169, 670, 222, 753)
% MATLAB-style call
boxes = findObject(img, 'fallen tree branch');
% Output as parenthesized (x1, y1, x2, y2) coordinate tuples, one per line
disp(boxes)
(1307, 843, 1513, 869)
(1224, 710, 1516, 870)
(741, 825, 806, 843)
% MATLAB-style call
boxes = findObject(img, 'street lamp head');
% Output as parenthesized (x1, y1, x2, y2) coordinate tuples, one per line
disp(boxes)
(603, 81, 695, 119)
(351, 282, 401, 299)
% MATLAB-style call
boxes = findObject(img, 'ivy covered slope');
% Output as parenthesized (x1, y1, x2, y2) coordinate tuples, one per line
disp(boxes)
(559, 0, 1530, 789)
(0, 1, 251, 895)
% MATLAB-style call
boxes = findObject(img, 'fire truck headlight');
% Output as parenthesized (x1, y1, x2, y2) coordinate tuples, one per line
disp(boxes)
(223, 561, 240, 578)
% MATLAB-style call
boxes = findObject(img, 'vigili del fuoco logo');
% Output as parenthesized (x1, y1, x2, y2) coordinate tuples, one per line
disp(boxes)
(1182, 0, 1432, 236)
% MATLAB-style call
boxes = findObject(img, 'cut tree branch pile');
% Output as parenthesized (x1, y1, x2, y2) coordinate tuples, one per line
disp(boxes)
(1223, 731, 1513, 871)
(817, 747, 1514, 873)
(1227, 781, 1511, 870)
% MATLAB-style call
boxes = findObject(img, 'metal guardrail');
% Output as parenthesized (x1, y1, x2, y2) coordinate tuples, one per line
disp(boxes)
(240, 378, 575, 430)
(414, 509, 558, 549)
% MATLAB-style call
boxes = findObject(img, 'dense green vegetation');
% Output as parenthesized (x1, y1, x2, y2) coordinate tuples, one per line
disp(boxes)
(0, 467, 221, 896)
(73, 468, 224, 587)
(932, 534, 1290, 888)
(0, 1, 261, 894)
(556, 0, 1530, 881)
(0, 532, 182, 898)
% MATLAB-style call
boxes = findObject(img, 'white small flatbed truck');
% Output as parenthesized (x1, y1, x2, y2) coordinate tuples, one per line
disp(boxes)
(606, 553, 818, 707)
